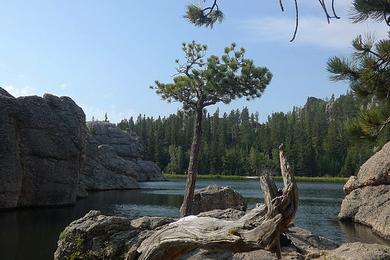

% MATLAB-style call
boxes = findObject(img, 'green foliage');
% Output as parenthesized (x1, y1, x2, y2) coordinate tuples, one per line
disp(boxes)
(328, 34, 390, 138)
(152, 41, 272, 111)
(166, 145, 185, 174)
(185, 2, 224, 28)
(351, 0, 390, 25)
(118, 92, 378, 177)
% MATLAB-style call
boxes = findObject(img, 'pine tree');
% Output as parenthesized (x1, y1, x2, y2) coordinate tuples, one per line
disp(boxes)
(328, 1, 390, 139)
(351, 0, 390, 25)
(329, 35, 390, 139)
(152, 41, 272, 216)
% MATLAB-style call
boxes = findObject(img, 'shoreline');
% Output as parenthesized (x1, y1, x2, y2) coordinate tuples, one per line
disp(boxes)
(163, 173, 348, 183)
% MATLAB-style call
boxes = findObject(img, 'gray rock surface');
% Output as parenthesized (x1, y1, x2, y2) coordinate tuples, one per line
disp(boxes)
(80, 142, 140, 191)
(343, 141, 390, 195)
(80, 121, 164, 192)
(190, 185, 247, 215)
(324, 242, 390, 260)
(233, 250, 278, 260)
(0, 88, 86, 209)
(338, 185, 390, 239)
(54, 210, 174, 260)
(57, 210, 390, 260)
(181, 248, 279, 260)
(339, 141, 390, 240)
(86, 121, 142, 159)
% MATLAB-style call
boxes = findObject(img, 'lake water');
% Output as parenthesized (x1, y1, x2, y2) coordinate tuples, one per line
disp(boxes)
(0, 179, 388, 260)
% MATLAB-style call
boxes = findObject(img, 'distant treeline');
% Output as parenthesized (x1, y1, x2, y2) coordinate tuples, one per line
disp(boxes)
(118, 92, 389, 177)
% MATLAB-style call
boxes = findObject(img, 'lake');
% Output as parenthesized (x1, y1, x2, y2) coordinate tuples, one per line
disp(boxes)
(0, 179, 388, 260)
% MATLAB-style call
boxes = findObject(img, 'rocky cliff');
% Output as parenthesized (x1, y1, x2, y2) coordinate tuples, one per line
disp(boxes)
(79, 121, 164, 194)
(339, 141, 390, 240)
(0, 88, 86, 209)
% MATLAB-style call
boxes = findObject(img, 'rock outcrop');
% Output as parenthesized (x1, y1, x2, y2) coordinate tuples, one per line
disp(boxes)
(79, 121, 163, 192)
(189, 185, 247, 215)
(343, 141, 390, 194)
(54, 210, 175, 260)
(55, 209, 390, 260)
(54, 209, 336, 260)
(339, 185, 390, 240)
(0, 88, 86, 209)
(339, 141, 390, 240)
(86, 121, 143, 159)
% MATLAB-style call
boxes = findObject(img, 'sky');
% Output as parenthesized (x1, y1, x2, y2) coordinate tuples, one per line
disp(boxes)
(0, 0, 388, 123)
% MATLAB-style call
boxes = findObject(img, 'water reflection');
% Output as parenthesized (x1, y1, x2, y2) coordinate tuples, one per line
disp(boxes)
(338, 221, 390, 245)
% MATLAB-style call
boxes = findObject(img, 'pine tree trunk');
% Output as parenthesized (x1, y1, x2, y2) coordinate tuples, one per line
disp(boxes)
(180, 108, 203, 217)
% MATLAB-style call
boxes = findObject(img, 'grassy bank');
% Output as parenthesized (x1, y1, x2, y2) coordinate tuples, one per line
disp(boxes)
(163, 173, 348, 183)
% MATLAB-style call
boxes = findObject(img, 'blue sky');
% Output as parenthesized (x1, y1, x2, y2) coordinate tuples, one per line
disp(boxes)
(0, 0, 387, 122)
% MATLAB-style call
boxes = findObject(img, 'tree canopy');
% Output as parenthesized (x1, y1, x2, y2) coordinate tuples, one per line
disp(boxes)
(153, 41, 272, 111)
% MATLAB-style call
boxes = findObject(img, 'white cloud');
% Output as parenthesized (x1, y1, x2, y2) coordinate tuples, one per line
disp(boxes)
(242, 16, 388, 49)
(3, 85, 37, 97)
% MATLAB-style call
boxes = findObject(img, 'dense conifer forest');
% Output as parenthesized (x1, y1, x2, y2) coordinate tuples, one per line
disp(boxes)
(118, 92, 389, 177)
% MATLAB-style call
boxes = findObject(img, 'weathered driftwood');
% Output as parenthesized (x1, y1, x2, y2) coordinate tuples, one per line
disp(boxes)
(136, 144, 298, 259)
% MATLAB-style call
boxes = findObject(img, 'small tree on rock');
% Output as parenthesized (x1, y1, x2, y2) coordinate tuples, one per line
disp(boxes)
(152, 41, 272, 216)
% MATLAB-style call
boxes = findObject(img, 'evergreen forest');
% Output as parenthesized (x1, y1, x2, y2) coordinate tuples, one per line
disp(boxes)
(118, 92, 390, 177)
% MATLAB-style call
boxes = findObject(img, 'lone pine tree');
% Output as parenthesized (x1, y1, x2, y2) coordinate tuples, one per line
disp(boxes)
(152, 41, 272, 216)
